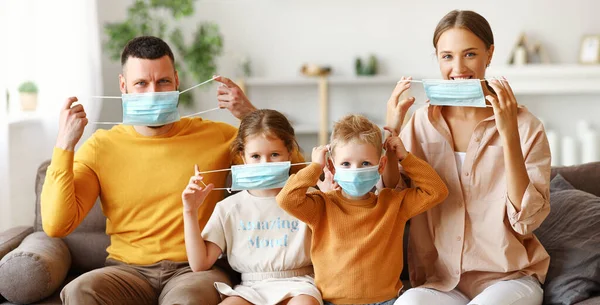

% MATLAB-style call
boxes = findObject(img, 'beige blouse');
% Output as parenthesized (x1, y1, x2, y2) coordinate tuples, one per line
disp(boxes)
(399, 104, 551, 298)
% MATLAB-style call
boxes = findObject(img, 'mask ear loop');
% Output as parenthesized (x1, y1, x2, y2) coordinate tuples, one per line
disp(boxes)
(197, 168, 233, 193)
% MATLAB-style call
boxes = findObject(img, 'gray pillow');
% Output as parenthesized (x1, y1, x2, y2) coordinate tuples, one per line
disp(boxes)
(536, 174, 600, 305)
(0, 232, 71, 304)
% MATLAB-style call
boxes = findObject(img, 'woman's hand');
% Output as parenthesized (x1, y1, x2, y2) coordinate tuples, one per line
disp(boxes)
(386, 76, 415, 135)
(182, 164, 214, 213)
(486, 77, 519, 138)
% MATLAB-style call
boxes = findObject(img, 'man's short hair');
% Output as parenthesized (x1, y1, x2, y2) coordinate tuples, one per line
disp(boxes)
(120, 36, 175, 67)
(330, 114, 383, 157)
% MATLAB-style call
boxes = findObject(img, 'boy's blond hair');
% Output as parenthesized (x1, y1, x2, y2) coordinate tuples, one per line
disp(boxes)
(330, 114, 382, 157)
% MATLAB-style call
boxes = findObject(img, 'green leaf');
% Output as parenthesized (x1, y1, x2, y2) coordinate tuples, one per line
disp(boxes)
(150, 0, 195, 19)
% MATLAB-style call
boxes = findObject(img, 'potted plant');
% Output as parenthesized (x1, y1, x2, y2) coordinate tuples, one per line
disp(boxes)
(104, 0, 223, 107)
(18, 81, 38, 111)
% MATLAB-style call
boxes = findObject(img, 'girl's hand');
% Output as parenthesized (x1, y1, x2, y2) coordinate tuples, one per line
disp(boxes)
(182, 164, 214, 213)
(311, 145, 329, 170)
(486, 77, 519, 137)
(383, 127, 408, 160)
(386, 76, 415, 135)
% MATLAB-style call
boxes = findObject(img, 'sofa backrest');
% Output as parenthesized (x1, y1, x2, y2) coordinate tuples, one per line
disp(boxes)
(551, 162, 600, 197)
(34, 161, 110, 273)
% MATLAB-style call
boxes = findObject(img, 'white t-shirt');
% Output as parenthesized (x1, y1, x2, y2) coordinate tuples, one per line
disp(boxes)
(202, 190, 312, 274)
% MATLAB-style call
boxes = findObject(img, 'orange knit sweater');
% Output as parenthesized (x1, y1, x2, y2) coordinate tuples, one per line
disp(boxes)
(276, 153, 449, 304)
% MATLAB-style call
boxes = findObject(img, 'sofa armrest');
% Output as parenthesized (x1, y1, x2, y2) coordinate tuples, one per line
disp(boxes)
(0, 232, 71, 304)
(0, 226, 34, 260)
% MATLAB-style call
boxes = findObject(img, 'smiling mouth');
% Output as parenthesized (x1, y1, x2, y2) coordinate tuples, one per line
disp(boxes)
(450, 76, 473, 80)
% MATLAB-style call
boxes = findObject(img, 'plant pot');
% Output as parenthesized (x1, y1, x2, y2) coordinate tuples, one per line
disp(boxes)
(19, 92, 37, 111)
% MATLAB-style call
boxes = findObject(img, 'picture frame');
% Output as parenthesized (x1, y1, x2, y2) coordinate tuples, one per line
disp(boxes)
(579, 35, 600, 64)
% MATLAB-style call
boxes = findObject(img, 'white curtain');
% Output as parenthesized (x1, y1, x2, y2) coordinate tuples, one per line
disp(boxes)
(2, 0, 103, 148)
(0, 0, 102, 228)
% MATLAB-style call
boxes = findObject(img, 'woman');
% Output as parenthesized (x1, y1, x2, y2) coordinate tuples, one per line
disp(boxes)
(385, 10, 551, 305)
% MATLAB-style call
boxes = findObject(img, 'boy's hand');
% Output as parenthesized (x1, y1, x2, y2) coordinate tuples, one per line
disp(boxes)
(182, 164, 214, 213)
(384, 127, 408, 160)
(311, 145, 329, 170)
(316, 163, 341, 192)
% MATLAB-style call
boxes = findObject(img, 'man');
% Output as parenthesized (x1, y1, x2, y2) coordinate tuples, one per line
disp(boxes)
(41, 36, 263, 304)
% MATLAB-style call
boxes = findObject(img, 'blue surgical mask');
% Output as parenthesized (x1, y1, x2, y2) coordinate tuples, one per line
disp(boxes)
(334, 166, 380, 197)
(422, 79, 486, 107)
(121, 91, 180, 126)
(230, 161, 291, 191)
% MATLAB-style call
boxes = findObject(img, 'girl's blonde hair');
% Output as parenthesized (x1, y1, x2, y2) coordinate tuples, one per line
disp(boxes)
(231, 109, 299, 156)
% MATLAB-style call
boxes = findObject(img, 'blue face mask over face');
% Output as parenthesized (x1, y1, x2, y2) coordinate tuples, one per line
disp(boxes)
(230, 161, 291, 191)
(333, 166, 381, 197)
(121, 91, 180, 126)
(422, 79, 487, 107)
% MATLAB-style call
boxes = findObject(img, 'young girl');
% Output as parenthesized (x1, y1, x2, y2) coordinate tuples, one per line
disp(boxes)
(182, 109, 322, 305)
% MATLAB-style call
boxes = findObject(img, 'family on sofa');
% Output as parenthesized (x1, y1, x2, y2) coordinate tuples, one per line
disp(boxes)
(30, 10, 554, 305)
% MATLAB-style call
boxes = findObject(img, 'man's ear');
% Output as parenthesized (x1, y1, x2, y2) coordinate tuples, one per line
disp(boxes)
(378, 155, 388, 174)
(119, 74, 127, 94)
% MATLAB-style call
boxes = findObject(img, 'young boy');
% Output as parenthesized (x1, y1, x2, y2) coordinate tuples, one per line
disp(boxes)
(276, 114, 449, 305)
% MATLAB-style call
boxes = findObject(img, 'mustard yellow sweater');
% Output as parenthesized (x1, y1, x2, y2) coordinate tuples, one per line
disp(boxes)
(41, 117, 302, 265)
(276, 154, 449, 304)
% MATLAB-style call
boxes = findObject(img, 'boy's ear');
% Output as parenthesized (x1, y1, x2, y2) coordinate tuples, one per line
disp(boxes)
(378, 155, 388, 174)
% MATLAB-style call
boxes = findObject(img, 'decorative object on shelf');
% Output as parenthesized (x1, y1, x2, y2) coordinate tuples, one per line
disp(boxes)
(507, 33, 551, 65)
(579, 35, 600, 64)
(355, 54, 378, 76)
(17, 81, 38, 112)
(103, 0, 223, 107)
(301, 63, 332, 77)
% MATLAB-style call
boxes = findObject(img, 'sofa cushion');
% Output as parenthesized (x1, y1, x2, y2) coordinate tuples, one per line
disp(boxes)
(550, 162, 600, 197)
(34, 161, 109, 273)
(0, 232, 71, 304)
(536, 174, 600, 305)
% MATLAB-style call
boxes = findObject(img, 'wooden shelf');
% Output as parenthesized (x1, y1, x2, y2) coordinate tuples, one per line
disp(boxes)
(240, 64, 600, 143)
(486, 64, 600, 95)
(242, 64, 600, 94)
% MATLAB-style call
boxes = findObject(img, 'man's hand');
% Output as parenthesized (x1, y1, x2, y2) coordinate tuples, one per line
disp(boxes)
(56, 97, 88, 151)
(215, 76, 257, 120)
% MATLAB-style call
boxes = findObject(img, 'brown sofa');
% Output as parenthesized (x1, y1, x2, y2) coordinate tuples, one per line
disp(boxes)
(0, 161, 599, 304)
